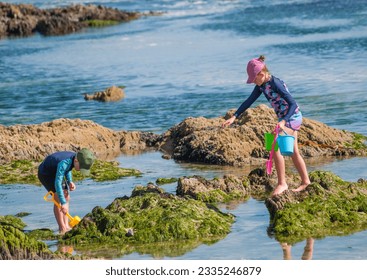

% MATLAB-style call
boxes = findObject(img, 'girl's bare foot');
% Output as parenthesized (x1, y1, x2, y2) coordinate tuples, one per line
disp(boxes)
(272, 184, 288, 196)
(292, 183, 310, 192)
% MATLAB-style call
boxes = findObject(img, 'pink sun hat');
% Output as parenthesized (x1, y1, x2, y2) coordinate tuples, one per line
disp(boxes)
(246, 57, 265, 84)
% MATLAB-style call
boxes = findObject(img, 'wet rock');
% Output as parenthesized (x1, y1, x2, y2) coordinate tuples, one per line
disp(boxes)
(84, 86, 125, 102)
(177, 174, 250, 203)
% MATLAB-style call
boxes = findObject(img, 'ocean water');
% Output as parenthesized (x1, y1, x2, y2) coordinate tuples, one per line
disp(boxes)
(1, 0, 367, 260)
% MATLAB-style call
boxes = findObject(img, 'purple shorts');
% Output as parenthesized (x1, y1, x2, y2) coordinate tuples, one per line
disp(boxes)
(280, 110, 303, 131)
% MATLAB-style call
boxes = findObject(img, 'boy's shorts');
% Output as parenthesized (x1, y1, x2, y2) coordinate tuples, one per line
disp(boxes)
(280, 110, 303, 131)
(37, 169, 67, 193)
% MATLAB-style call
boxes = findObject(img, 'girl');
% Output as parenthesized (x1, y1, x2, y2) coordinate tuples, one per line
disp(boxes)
(222, 55, 310, 196)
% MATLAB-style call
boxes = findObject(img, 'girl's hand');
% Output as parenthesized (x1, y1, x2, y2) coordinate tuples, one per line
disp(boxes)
(69, 182, 76, 191)
(222, 116, 236, 128)
(277, 120, 286, 131)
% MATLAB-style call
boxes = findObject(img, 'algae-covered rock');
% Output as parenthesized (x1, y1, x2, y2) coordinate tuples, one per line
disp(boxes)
(0, 159, 141, 185)
(265, 171, 367, 244)
(26, 228, 58, 241)
(0, 215, 54, 260)
(156, 177, 178, 185)
(61, 185, 234, 257)
(0, 160, 39, 185)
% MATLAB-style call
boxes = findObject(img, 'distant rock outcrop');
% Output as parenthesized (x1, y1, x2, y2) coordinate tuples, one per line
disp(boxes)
(0, 3, 144, 38)
(84, 86, 125, 102)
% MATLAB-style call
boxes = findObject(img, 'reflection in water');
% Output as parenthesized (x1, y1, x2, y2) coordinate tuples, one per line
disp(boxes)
(58, 245, 74, 255)
(280, 238, 314, 260)
(71, 238, 223, 259)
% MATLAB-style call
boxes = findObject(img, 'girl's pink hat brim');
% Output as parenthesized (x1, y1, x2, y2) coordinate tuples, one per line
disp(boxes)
(246, 58, 265, 83)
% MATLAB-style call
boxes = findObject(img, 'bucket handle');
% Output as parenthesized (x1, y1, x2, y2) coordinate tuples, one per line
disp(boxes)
(266, 125, 280, 175)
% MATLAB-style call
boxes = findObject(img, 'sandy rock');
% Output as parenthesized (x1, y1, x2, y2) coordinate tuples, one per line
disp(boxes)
(157, 104, 365, 166)
(84, 86, 125, 102)
(0, 118, 158, 163)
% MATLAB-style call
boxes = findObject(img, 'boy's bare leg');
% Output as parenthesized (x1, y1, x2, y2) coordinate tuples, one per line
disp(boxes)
(54, 192, 71, 234)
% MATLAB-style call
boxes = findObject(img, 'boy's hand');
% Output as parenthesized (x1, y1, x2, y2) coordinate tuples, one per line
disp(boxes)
(69, 182, 76, 191)
(60, 203, 68, 215)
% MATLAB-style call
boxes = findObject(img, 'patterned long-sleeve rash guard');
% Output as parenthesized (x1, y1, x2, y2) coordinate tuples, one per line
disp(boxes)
(234, 75, 299, 122)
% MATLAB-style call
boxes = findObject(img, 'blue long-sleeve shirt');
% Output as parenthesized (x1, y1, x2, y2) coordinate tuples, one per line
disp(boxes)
(38, 151, 75, 205)
(234, 75, 299, 122)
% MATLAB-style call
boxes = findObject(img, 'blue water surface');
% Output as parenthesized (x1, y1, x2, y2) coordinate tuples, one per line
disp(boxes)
(1, 0, 367, 260)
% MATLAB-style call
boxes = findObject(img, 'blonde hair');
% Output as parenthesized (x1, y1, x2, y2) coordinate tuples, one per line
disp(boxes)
(258, 55, 270, 74)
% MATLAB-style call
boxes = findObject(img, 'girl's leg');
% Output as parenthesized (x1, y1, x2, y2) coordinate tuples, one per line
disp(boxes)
(280, 243, 292, 260)
(290, 131, 310, 191)
(272, 150, 288, 196)
(301, 238, 314, 260)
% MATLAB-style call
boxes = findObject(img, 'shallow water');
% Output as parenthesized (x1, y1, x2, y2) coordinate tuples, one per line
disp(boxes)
(1, 0, 367, 259)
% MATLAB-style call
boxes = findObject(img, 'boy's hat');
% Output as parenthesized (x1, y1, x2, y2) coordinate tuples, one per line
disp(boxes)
(246, 58, 265, 84)
(77, 148, 95, 176)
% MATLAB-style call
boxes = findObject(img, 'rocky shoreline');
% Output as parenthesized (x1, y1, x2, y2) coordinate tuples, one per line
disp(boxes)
(1, 105, 367, 259)
(1, 105, 365, 165)
(0, 3, 157, 38)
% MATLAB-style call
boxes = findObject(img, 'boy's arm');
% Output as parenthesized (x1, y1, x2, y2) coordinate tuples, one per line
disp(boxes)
(54, 159, 72, 205)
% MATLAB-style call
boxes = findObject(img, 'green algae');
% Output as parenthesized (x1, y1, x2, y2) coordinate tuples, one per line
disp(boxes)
(15, 212, 31, 218)
(26, 228, 58, 241)
(271, 171, 367, 244)
(61, 185, 234, 257)
(0, 215, 53, 259)
(344, 132, 367, 150)
(0, 215, 27, 230)
(84, 19, 119, 27)
(0, 160, 39, 185)
(156, 177, 178, 185)
(74, 160, 142, 182)
(0, 159, 141, 185)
